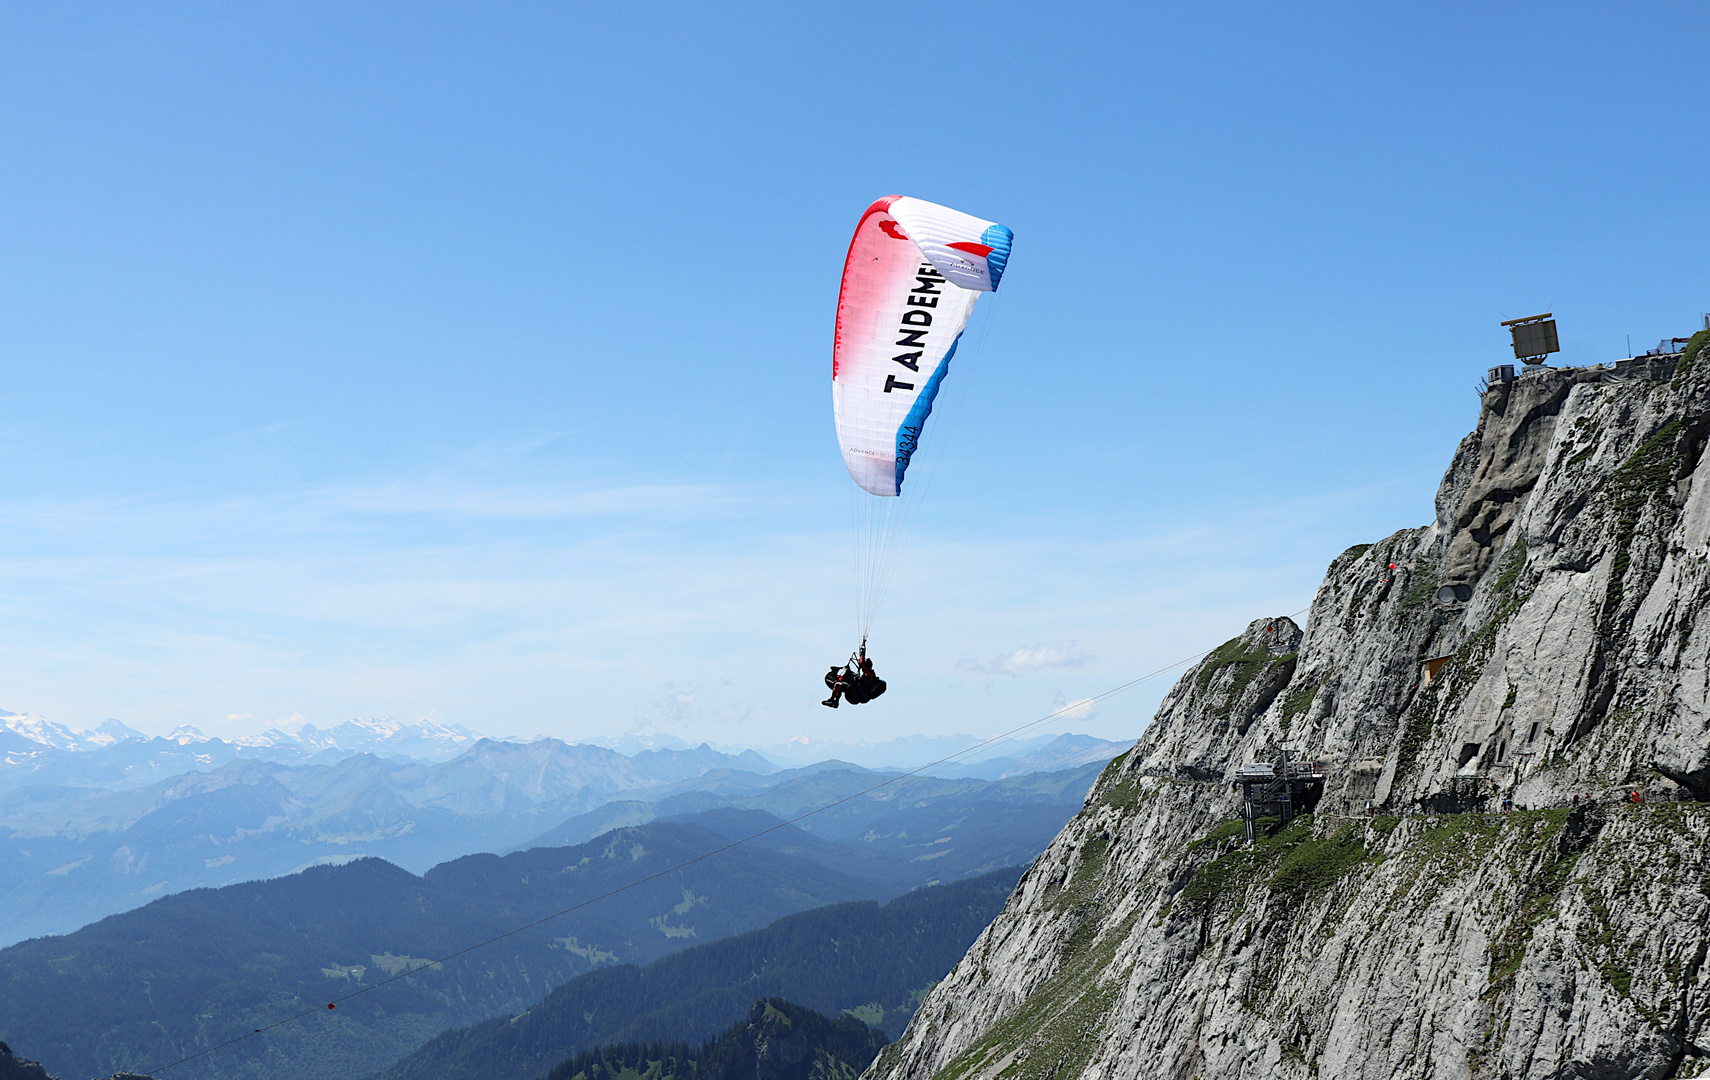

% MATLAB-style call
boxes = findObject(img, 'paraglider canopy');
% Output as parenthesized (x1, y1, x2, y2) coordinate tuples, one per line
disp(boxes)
(832, 196, 1013, 497)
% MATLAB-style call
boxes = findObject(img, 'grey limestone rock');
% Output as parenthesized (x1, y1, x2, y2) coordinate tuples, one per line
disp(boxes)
(866, 352, 1710, 1080)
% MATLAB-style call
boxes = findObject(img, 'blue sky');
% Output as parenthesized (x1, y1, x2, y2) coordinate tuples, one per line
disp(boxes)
(2, 2, 1706, 748)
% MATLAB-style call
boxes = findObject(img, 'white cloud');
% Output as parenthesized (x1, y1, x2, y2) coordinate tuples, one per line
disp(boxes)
(957, 640, 1097, 677)
(1052, 693, 1098, 720)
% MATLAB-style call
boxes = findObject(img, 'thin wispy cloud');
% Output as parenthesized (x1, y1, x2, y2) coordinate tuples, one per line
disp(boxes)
(0, 461, 1414, 745)
(957, 640, 1097, 677)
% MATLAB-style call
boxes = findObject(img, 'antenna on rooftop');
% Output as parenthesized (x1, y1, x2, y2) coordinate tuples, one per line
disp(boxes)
(1501, 313, 1560, 365)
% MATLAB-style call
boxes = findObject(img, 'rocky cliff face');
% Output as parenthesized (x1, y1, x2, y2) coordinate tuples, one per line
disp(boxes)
(867, 346, 1710, 1080)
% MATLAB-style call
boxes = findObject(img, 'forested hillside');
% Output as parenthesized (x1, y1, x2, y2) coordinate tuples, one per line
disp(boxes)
(0, 820, 878, 1080)
(0, 1043, 54, 1080)
(370, 867, 1022, 1080)
(539, 999, 885, 1080)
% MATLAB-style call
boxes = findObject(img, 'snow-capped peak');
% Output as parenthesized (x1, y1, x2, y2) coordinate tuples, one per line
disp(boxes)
(231, 728, 302, 749)
(1, 712, 83, 750)
(308, 717, 483, 758)
(0, 712, 149, 752)
(89, 718, 149, 747)
(231, 716, 485, 761)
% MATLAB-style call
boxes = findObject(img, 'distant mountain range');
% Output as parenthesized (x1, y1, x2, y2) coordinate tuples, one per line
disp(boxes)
(1, 710, 1129, 787)
(0, 712, 499, 783)
(515, 765, 1106, 870)
(228, 716, 491, 761)
(714, 731, 1132, 777)
(544, 998, 885, 1080)
(0, 705, 1119, 947)
(0, 711, 149, 759)
(0, 738, 783, 944)
(0, 815, 1027, 1080)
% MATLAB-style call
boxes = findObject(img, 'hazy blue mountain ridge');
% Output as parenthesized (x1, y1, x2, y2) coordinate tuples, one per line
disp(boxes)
(0, 736, 247, 796)
(0, 739, 783, 945)
(754, 733, 1130, 775)
(0, 726, 1115, 948)
(0, 716, 769, 799)
(517, 760, 1104, 853)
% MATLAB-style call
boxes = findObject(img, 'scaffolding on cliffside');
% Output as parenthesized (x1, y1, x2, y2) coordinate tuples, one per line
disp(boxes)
(1234, 748, 1327, 843)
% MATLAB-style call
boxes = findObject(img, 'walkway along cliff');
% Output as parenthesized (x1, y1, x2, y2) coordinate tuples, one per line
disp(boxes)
(865, 341, 1710, 1080)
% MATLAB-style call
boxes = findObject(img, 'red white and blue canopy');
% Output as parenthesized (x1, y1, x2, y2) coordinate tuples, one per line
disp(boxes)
(832, 196, 1013, 497)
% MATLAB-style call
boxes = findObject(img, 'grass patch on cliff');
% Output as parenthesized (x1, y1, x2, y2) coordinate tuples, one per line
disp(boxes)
(1192, 818, 1248, 849)
(1398, 555, 1441, 612)
(1393, 678, 1445, 788)
(1599, 418, 1684, 632)
(1279, 682, 1318, 732)
(1194, 637, 1287, 691)
(1097, 777, 1141, 811)
(1195, 636, 1256, 688)
(1267, 828, 1368, 896)
(1091, 753, 1144, 811)
(1333, 543, 1373, 571)
(1419, 812, 1504, 872)
(1095, 749, 1130, 782)
(1179, 848, 1247, 916)
(1577, 878, 1645, 1001)
(1178, 817, 1368, 918)
(1190, 635, 1297, 725)
(1493, 538, 1528, 595)
(1673, 328, 1710, 384)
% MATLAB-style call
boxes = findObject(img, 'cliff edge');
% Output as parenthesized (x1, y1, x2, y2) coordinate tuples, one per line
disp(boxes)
(867, 343, 1710, 1080)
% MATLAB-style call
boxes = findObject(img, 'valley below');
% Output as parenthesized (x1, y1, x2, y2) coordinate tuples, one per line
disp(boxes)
(0, 720, 1119, 1080)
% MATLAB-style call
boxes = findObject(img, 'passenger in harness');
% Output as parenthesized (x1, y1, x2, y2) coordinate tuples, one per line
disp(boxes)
(822, 648, 886, 708)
